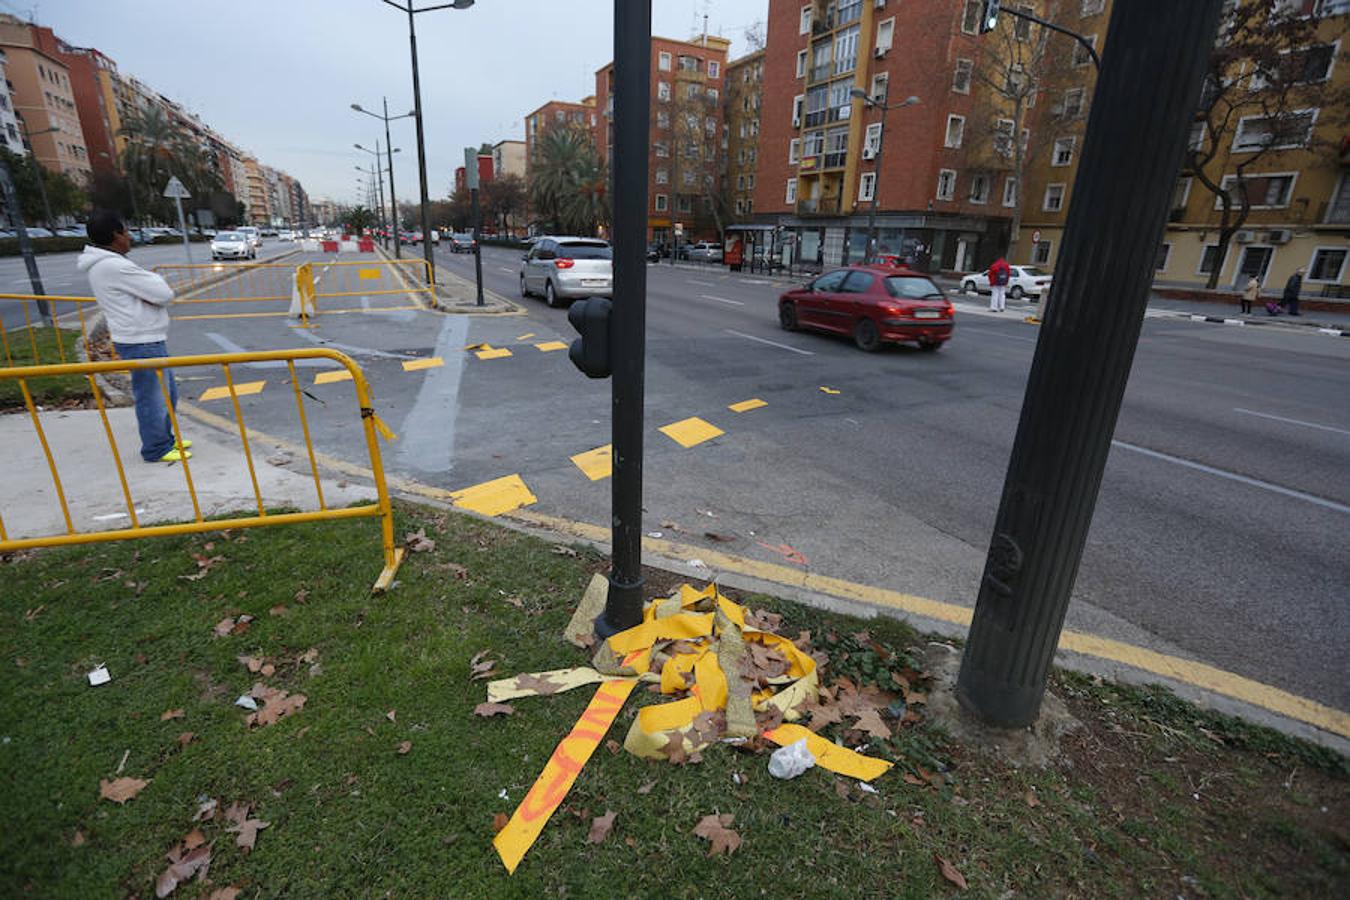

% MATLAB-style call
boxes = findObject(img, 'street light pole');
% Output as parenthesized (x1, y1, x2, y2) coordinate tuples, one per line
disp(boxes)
(352, 99, 414, 256)
(850, 91, 919, 263)
(16, 114, 58, 229)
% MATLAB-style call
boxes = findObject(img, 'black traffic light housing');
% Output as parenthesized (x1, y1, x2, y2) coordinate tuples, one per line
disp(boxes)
(568, 297, 613, 378)
(980, 0, 1000, 32)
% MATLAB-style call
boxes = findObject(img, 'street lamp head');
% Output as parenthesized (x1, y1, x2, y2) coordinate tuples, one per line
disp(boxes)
(849, 87, 870, 101)
(451, 0, 474, 8)
(900, 95, 921, 107)
(354, 143, 364, 151)
(351, 103, 364, 112)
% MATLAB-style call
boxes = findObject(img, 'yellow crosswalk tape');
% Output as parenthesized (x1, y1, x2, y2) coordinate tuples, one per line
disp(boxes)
(535, 341, 568, 352)
(729, 398, 767, 412)
(199, 381, 264, 402)
(658, 416, 724, 448)
(402, 357, 444, 371)
(314, 370, 353, 385)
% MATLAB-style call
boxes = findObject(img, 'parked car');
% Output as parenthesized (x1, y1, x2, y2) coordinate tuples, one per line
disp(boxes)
(778, 263, 954, 352)
(277, 230, 294, 241)
(646, 242, 665, 262)
(448, 232, 476, 253)
(687, 241, 723, 263)
(962, 264, 1053, 300)
(22, 227, 56, 238)
(211, 231, 255, 261)
(519, 236, 613, 307)
(237, 226, 262, 248)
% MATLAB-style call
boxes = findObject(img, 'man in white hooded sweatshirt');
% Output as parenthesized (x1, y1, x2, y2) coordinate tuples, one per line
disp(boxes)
(77, 210, 190, 462)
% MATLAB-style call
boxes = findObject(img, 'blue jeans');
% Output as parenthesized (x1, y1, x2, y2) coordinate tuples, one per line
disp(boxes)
(114, 341, 179, 461)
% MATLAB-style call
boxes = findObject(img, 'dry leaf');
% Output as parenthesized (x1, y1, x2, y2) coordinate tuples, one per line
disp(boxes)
(294, 588, 310, 604)
(194, 798, 218, 821)
(474, 702, 514, 717)
(692, 813, 741, 857)
(587, 810, 617, 844)
(397, 741, 413, 755)
(851, 707, 892, 741)
(227, 817, 269, 852)
(385, 709, 397, 722)
(605, 739, 621, 755)
(99, 777, 148, 804)
(208, 889, 241, 900)
(903, 773, 926, 787)
(269, 604, 287, 617)
(514, 673, 564, 695)
(182, 829, 206, 850)
(260, 663, 275, 678)
(71, 830, 86, 847)
(469, 650, 497, 681)
(934, 854, 968, 890)
(636, 780, 656, 795)
(1024, 789, 1040, 808)
(245, 690, 307, 728)
(834, 778, 852, 800)
(624, 836, 637, 848)
(155, 844, 211, 897)
(551, 545, 578, 557)
(160, 709, 185, 722)
(492, 812, 509, 834)
(176, 732, 195, 748)
(237, 655, 263, 673)
(404, 529, 436, 553)
(223, 802, 249, 826)
(298, 647, 319, 664)
(213, 618, 236, 637)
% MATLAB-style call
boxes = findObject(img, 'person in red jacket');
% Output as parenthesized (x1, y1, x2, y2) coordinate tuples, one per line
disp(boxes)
(988, 257, 1012, 312)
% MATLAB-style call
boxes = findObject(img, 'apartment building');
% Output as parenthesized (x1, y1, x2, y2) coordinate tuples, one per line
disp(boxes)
(28, 24, 120, 181)
(492, 139, 526, 179)
(593, 34, 732, 244)
(0, 15, 91, 183)
(243, 157, 270, 225)
(0, 50, 25, 157)
(524, 98, 597, 176)
(726, 49, 765, 222)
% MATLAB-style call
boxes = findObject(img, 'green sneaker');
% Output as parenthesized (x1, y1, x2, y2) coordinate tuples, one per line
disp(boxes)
(157, 448, 192, 463)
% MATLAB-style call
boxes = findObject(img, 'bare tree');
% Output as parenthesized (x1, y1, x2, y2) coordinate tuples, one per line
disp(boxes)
(1184, 2, 1348, 289)
(664, 75, 727, 241)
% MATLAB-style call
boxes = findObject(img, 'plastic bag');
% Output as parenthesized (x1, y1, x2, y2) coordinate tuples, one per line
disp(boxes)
(767, 737, 816, 779)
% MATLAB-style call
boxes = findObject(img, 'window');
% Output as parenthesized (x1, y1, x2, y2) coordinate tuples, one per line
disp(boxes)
(838, 0, 863, 25)
(1081, 0, 1105, 14)
(1003, 176, 1018, 207)
(659, 51, 672, 71)
(707, 87, 719, 103)
(1052, 137, 1075, 166)
(686, 83, 701, 100)
(871, 72, 889, 102)
(952, 59, 973, 94)
(811, 39, 832, 81)
(937, 169, 956, 200)
(793, 94, 805, 127)
(678, 55, 701, 73)
(796, 50, 808, 78)
(803, 130, 825, 158)
(677, 195, 693, 213)
(1073, 34, 1098, 67)
(834, 25, 861, 75)
(735, 199, 746, 215)
(800, 5, 813, 35)
(656, 168, 669, 184)
(961, 0, 981, 33)
(824, 127, 849, 167)
(1233, 110, 1316, 151)
(1308, 247, 1347, 282)
(1032, 240, 1052, 264)
(970, 173, 990, 204)
(748, 174, 756, 189)
(658, 81, 671, 101)
(876, 17, 895, 54)
(1187, 120, 1206, 152)
(737, 174, 746, 190)
(945, 115, 965, 148)
(859, 171, 876, 201)
(706, 116, 717, 135)
(863, 122, 882, 156)
(1173, 176, 1192, 211)
(657, 110, 670, 129)
(654, 141, 669, 157)
(1043, 183, 1066, 211)
(708, 60, 720, 78)
(1198, 244, 1225, 275)
(1014, 4, 1033, 39)
(789, 138, 801, 163)
(994, 117, 1014, 157)
(655, 193, 668, 211)
(1063, 87, 1085, 117)
(1327, 174, 1350, 223)
(1216, 173, 1296, 208)
(1154, 243, 1172, 272)
(785, 177, 798, 204)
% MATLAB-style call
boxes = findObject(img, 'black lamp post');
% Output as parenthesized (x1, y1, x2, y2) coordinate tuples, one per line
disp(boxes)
(849, 89, 919, 263)
(352, 98, 415, 257)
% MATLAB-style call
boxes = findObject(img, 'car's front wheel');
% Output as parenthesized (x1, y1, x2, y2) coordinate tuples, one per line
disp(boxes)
(963, 280, 977, 294)
(1009, 285, 1025, 300)
(545, 280, 560, 308)
(779, 302, 798, 331)
(519, 274, 530, 298)
(853, 318, 880, 352)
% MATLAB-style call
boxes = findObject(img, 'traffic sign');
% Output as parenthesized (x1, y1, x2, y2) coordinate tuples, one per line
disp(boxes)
(162, 176, 191, 199)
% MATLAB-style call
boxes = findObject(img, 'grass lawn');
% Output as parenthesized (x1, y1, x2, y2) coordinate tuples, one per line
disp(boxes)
(0, 324, 91, 409)
(2, 502, 1346, 897)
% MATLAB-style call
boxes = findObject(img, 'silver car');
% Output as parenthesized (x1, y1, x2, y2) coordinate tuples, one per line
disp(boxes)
(519, 236, 613, 307)
(211, 231, 255, 260)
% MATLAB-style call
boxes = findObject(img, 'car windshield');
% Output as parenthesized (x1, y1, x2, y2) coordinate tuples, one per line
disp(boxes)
(455, 233, 473, 240)
(216, 233, 241, 241)
(1020, 266, 1050, 277)
(560, 242, 612, 260)
(884, 276, 945, 300)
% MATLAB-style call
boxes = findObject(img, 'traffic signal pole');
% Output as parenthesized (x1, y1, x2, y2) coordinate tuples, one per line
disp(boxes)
(595, 0, 652, 637)
(956, 0, 1224, 728)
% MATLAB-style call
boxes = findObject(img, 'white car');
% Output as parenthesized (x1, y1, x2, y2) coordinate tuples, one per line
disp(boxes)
(688, 241, 723, 263)
(277, 230, 294, 242)
(519, 236, 613, 306)
(962, 265, 1053, 300)
(211, 231, 256, 261)
(237, 226, 262, 249)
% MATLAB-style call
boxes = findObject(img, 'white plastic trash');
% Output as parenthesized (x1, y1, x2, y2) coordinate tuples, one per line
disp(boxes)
(767, 738, 816, 779)
(87, 665, 111, 687)
(234, 695, 259, 711)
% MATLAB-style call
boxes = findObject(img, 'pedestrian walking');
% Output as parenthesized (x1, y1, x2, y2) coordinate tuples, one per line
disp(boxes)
(1241, 276, 1259, 315)
(988, 257, 1012, 312)
(1282, 267, 1304, 316)
(77, 209, 190, 463)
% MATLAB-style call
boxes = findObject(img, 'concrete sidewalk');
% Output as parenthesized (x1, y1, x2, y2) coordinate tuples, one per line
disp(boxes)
(2, 406, 373, 543)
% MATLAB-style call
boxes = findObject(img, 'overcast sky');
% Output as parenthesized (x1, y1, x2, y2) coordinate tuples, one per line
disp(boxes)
(21, 0, 767, 206)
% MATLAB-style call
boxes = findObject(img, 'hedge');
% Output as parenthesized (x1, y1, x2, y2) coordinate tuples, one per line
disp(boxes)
(0, 233, 212, 256)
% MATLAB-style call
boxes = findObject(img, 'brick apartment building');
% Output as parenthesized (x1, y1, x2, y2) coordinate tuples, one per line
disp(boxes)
(524, 98, 596, 177)
(0, 15, 91, 183)
(726, 49, 765, 223)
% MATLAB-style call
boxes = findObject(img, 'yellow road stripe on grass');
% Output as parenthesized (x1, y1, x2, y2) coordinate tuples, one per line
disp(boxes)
(729, 398, 767, 412)
(199, 381, 265, 402)
(402, 357, 444, 372)
(535, 341, 568, 352)
(659, 416, 725, 448)
(569, 444, 612, 481)
(314, 370, 353, 385)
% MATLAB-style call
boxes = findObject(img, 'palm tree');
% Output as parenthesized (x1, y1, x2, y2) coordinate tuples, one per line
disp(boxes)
(119, 106, 180, 223)
(528, 126, 605, 235)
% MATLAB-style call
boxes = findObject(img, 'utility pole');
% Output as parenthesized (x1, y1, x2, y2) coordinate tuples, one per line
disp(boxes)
(464, 147, 485, 306)
(850, 90, 919, 262)
(352, 98, 413, 255)
(956, 0, 1225, 728)
(0, 154, 49, 324)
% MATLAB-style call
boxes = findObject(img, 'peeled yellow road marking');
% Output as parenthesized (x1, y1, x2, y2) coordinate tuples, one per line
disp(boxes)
(313, 370, 353, 385)
(516, 332, 536, 340)
(477, 347, 513, 360)
(173, 401, 1350, 742)
(729, 398, 767, 413)
(570, 444, 612, 481)
(535, 341, 568, 352)
(819, 386, 841, 395)
(402, 357, 445, 372)
(659, 416, 724, 448)
(199, 381, 265, 402)
(449, 474, 537, 516)
(1025, 315, 1042, 325)
(358, 268, 382, 280)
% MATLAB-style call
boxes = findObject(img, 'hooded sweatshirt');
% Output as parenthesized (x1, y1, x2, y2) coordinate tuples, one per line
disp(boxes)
(76, 245, 176, 344)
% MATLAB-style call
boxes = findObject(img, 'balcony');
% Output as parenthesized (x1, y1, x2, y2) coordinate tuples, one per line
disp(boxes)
(797, 196, 840, 216)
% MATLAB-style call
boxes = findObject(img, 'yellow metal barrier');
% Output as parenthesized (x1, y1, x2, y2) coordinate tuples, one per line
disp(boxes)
(153, 258, 432, 306)
(0, 294, 98, 368)
(0, 348, 404, 591)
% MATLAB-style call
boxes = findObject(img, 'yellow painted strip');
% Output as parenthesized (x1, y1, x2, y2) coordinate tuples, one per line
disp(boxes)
(493, 680, 635, 874)
(358, 268, 383, 280)
(314, 370, 353, 385)
(659, 416, 725, 448)
(570, 444, 612, 481)
(516, 332, 536, 341)
(535, 341, 568, 352)
(729, 398, 766, 413)
(476, 347, 513, 360)
(449, 474, 538, 516)
(199, 381, 264, 402)
(819, 386, 841, 395)
(171, 402, 1350, 741)
(402, 357, 445, 372)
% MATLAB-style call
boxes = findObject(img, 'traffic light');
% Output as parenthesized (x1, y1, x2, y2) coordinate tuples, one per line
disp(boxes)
(980, 0, 1000, 33)
(568, 297, 613, 378)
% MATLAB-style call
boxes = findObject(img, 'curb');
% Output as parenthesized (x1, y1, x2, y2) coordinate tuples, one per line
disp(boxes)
(376, 244, 524, 315)
(73, 310, 130, 406)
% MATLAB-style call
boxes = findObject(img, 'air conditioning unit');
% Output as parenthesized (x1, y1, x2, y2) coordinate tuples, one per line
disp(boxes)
(874, 46, 888, 58)
(861, 147, 876, 160)
(1267, 228, 1292, 244)
(1050, 103, 1064, 116)
(792, 116, 801, 128)
(1234, 230, 1256, 243)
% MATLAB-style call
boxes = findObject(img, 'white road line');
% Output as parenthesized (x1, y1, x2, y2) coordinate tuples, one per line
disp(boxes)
(740, 279, 771, 285)
(699, 294, 744, 306)
(689, 279, 715, 286)
(1232, 407, 1350, 437)
(1111, 439, 1350, 515)
(497, 267, 514, 274)
(724, 328, 814, 355)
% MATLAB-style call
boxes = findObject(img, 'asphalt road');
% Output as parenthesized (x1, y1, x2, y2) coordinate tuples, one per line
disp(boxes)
(148, 244, 1350, 715)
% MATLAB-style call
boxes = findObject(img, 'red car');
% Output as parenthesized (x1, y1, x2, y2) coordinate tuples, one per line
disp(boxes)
(778, 264, 954, 352)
